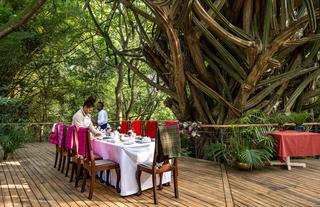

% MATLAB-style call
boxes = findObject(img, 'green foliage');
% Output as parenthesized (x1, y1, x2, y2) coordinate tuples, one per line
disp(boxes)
(205, 110, 275, 169)
(0, 96, 31, 160)
(287, 112, 311, 125)
(268, 112, 311, 125)
(0, 124, 31, 160)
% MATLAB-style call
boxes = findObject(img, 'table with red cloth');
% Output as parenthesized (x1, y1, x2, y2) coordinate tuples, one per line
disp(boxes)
(270, 130, 320, 170)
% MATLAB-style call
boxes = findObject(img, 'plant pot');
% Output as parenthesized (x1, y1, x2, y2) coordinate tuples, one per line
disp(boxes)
(278, 123, 285, 131)
(294, 125, 304, 132)
(236, 162, 252, 171)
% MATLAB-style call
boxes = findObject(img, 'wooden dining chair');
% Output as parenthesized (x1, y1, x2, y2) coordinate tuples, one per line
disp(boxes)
(120, 120, 130, 134)
(145, 121, 158, 139)
(136, 124, 181, 204)
(64, 125, 77, 177)
(50, 123, 59, 168)
(131, 120, 143, 136)
(55, 124, 67, 172)
(80, 128, 121, 199)
(59, 126, 70, 174)
(69, 127, 102, 188)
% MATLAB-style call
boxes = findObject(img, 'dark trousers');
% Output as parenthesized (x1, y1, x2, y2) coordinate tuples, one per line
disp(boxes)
(100, 123, 108, 130)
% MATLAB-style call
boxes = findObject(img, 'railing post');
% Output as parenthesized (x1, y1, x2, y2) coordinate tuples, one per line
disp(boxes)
(40, 125, 44, 142)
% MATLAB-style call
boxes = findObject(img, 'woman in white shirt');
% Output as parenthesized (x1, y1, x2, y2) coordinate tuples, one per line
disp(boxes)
(72, 96, 101, 137)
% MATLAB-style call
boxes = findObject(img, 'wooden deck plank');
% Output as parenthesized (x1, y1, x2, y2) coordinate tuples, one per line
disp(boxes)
(1, 142, 320, 207)
(5, 160, 31, 207)
(1, 162, 22, 206)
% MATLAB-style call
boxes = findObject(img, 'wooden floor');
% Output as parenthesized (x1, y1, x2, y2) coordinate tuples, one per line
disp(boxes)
(0, 143, 320, 207)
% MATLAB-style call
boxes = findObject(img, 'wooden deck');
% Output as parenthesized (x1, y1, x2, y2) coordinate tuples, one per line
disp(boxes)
(0, 143, 320, 207)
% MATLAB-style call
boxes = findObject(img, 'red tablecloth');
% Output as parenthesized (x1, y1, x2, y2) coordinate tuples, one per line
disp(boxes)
(271, 130, 320, 161)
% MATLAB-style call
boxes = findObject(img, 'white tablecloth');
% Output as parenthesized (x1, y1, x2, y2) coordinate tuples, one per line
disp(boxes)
(92, 140, 171, 196)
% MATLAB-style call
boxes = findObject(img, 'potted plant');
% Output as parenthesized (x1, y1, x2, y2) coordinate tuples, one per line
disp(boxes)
(287, 112, 310, 132)
(204, 110, 275, 170)
(269, 114, 290, 131)
(231, 127, 275, 170)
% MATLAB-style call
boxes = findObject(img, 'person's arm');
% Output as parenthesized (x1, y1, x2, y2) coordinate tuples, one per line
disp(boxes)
(89, 120, 101, 137)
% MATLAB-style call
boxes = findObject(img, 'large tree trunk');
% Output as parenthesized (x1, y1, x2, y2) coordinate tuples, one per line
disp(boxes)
(89, 0, 320, 120)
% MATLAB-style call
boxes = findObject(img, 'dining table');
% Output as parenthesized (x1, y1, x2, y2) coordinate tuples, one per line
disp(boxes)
(270, 130, 320, 170)
(92, 138, 171, 196)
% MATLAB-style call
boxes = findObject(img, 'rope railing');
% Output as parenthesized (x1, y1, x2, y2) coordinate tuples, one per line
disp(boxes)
(1, 121, 320, 127)
(2, 121, 320, 143)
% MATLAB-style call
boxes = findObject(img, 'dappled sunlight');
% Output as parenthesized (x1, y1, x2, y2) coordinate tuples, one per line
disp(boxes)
(0, 161, 21, 166)
(0, 184, 30, 189)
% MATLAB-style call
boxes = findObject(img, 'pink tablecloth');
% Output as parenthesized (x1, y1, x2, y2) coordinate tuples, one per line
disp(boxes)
(271, 130, 320, 161)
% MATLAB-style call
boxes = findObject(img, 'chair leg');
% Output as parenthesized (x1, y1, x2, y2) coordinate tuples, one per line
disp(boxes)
(106, 170, 110, 186)
(61, 154, 66, 173)
(173, 169, 179, 198)
(54, 150, 59, 168)
(88, 170, 96, 199)
(159, 173, 163, 190)
(99, 171, 105, 183)
(136, 168, 142, 196)
(65, 152, 71, 177)
(58, 151, 63, 171)
(75, 163, 81, 188)
(81, 168, 88, 192)
(152, 173, 158, 204)
(115, 167, 121, 193)
(70, 162, 75, 182)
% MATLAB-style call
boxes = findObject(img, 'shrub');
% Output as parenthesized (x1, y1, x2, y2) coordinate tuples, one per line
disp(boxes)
(205, 110, 276, 169)
(0, 96, 31, 160)
(0, 124, 31, 160)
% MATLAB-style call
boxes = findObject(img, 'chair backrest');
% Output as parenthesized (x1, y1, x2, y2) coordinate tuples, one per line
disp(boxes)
(165, 121, 179, 127)
(85, 129, 96, 164)
(57, 124, 66, 148)
(131, 120, 143, 136)
(120, 120, 130, 134)
(145, 121, 158, 139)
(78, 127, 88, 159)
(66, 125, 77, 150)
(49, 123, 59, 144)
(155, 125, 181, 164)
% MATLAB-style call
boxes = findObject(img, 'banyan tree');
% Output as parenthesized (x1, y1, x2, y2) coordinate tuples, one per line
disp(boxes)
(87, 0, 320, 124)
